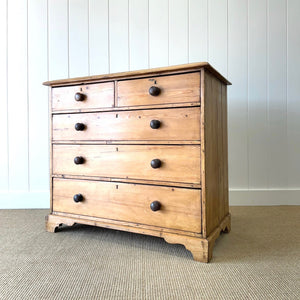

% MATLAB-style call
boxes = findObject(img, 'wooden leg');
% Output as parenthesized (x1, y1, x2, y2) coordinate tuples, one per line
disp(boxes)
(163, 214, 231, 263)
(222, 215, 231, 233)
(163, 234, 211, 262)
(45, 214, 75, 233)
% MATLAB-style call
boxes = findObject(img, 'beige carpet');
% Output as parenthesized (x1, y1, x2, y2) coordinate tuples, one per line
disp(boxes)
(0, 206, 299, 300)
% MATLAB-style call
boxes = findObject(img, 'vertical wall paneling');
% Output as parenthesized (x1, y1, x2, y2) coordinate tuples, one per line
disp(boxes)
(149, 0, 169, 68)
(208, 0, 228, 76)
(7, 0, 29, 191)
(1, 0, 300, 208)
(268, 0, 288, 188)
(248, 0, 268, 188)
(0, 0, 8, 190)
(69, 0, 89, 77)
(227, 0, 248, 189)
(189, 0, 208, 62)
(89, 0, 109, 75)
(48, 0, 69, 80)
(129, 0, 149, 70)
(28, 0, 49, 191)
(109, 0, 129, 73)
(169, 0, 188, 65)
(287, 0, 300, 188)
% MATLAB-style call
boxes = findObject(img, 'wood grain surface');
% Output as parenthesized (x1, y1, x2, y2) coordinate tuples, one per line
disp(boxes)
(117, 72, 200, 107)
(52, 107, 200, 142)
(52, 81, 114, 111)
(52, 178, 202, 232)
(52, 144, 201, 185)
(201, 71, 229, 237)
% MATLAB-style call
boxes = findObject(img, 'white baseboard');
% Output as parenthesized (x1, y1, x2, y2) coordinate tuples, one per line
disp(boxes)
(0, 191, 50, 209)
(0, 189, 299, 209)
(229, 189, 300, 205)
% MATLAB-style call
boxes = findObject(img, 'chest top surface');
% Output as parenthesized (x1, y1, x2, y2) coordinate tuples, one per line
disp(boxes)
(43, 62, 231, 87)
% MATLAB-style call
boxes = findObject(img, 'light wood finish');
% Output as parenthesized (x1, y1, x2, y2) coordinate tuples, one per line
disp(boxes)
(222, 84, 229, 217)
(52, 178, 201, 232)
(45, 213, 230, 262)
(49, 88, 53, 211)
(52, 107, 200, 142)
(51, 211, 203, 238)
(201, 71, 229, 237)
(163, 214, 231, 262)
(43, 62, 231, 86)
(52, 82, 114, 111)
(53, 144, 201, 185)
(44, 62, 231, 262)
(45, 213, 203, 237)
(117, 73, 200, 107)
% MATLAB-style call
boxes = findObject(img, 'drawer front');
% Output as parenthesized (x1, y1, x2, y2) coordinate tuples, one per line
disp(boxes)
(53, 178, 201, 233)
(52, 82, 114, 111)
(117, 72, 200, 107)
(53, 145, 200, 185)
(52, 107, 200, 142)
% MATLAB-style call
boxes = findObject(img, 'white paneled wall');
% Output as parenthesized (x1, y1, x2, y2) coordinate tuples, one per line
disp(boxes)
(0, 0, 299, 208)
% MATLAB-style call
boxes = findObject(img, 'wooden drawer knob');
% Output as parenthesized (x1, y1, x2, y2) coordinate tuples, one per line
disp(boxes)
(74, 156, 84, 165)
(150, 201, 161, 211)
(74, 92, 85, 101)
(75, 123, 85, 131)
(150, 120, 161, 129)
(73, 193, 84, 203)
(149, 86, 161, 96)
(151, 159, 161, 169)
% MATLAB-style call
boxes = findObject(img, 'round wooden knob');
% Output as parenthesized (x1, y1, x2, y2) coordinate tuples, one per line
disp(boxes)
(151, 159, 161, 169)
(74, 156, 84, 165)
(150, 201, 161, 211)
(74, 92, 85, 101)
(150, 120, 161, 129)
(75, 123, 85, 131)
(73, 193, 84, 203)
(149, 86, 161, 96)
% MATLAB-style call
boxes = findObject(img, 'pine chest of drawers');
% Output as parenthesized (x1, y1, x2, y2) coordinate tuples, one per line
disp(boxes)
(43, 62, 231, 262)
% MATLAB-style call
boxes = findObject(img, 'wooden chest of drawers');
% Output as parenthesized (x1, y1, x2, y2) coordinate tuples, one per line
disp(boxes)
(43, 62, 231, 262)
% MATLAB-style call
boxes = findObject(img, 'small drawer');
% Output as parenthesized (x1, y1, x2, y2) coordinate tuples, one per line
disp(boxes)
(52, 82, 114, 111)
(52, 144, 201, 185)
(52, 178, 202, 233)
(117, 72, 200, 107)
(52, 107, 200, 142)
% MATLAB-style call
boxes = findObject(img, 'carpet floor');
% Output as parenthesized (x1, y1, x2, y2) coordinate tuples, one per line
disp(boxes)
(0, 206, 299, 300)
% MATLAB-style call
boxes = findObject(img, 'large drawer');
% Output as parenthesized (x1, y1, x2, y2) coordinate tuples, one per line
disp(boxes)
(52, 144, 201, 185)
(52, 178, 202, 233)
(52, 107, 200, 142)
(52, 82, 114, 111)
(117, 72, 200, 107)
